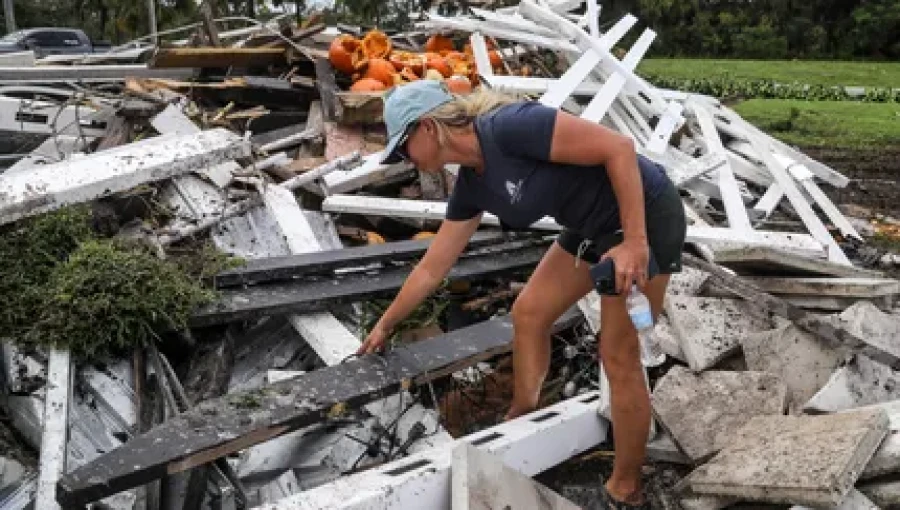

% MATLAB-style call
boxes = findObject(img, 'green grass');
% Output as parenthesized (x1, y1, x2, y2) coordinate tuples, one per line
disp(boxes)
(639, 59, 900, 89)
(732, 99, 900, 149)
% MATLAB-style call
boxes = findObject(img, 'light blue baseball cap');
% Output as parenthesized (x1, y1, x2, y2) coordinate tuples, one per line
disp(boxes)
(380, 79, 454, 165)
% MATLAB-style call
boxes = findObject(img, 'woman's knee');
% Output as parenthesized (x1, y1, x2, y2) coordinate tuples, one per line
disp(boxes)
(511, 292, 556, 334)
(599, 325, 642, 381)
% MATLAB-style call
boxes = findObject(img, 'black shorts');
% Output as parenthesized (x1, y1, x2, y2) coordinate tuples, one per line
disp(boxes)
(557, 178, 687, 274)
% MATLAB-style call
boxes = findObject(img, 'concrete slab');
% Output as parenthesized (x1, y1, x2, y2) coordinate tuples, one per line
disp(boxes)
(803, 354, 900, 413)
(790, 489, 878, 510)
(667, 266, 709, 296)
(645, 429, 691, 464)
(686, 409, 889, 506)
(835, 301, 900, 365)
(678, 495, 737, 510)
(665, 295, 772, 371)
(741, 277, 900, 298)
(451, 442, 580, 510)
(654, 314, 686, 363)
(859, 475, 900, 508)
(847, 400, 900, 479)
(742, 323, 849, 413)
(713, 246, 883, 278)
(651, 366, 787, 462)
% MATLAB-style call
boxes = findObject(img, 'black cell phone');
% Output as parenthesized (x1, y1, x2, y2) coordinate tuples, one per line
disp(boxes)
(588, 253, 660, 296)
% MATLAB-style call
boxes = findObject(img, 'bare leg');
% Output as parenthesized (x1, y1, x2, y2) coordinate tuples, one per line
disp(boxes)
(505, 243, 594, 420)
(602, 274, 671, 504)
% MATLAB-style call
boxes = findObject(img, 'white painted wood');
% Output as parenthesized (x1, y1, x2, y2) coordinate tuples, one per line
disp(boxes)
(469, 33, 493, 79)
(421, 14, 578, 53)
(484, 75, 603, 96)
(621, 28, 655, 70)
(0, 50, 36, 67)
(690, 101, 753, 232)
(151, 103, 238, 188)
(738, 126, 851, 265)
(0, 64, 193, 84)
(451, 443, 580, 510)
(258, 392, 608, 510)
(321, 152, 411, 194)
(322, 194, 827, 258)
(469, 8, 560, 38)
(0, 128, 248, 226)
(540, 50, 601, 108)
(610, 101, 649, 145)
(646, 100, 684, 154)
(585, 0, 600, 38)
(35, 348, 71, 510)
(580, 73, 626, 123)
(753, 183, 783, 219)
(726, 148, 773, 188)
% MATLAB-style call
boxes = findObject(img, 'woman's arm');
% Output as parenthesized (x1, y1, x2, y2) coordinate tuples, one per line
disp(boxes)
(357, 214, 483, 354)
(547, 110, 650, 291)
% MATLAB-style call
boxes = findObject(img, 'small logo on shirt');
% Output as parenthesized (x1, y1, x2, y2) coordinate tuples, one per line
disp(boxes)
(506, 179, 524, 204)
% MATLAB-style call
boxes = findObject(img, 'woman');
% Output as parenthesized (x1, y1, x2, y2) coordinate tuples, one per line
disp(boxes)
(356, 80, 686, 509)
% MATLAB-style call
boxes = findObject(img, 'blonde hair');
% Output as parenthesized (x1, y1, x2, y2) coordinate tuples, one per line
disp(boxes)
(422, 87, 524, 144)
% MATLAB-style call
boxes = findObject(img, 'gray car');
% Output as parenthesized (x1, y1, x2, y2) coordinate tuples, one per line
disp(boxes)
(0, 28, 109, 57)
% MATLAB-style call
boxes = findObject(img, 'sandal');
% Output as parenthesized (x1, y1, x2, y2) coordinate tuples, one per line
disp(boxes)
(598, 483, 651, 509)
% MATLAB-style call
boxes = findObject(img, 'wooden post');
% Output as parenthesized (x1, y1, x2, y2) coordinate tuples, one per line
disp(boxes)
(199, 0, 221, 47)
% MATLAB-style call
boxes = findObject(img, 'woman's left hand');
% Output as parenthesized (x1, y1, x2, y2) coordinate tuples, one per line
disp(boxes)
(601, 238, 650, 294)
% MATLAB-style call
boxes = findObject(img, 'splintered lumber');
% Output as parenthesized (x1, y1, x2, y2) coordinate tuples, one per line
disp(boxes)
(35, 348, 71, 510)
(0, 129, 250, 226)
(149, 47, 288, 69)
(192, 240, 549, 326)
(56, 311, 582, 507)
(214, 231, 534, 287)
(684, 254, 900, 370)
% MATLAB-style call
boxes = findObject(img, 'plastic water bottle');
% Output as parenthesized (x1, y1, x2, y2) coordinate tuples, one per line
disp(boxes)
(626, 285, 666, 367)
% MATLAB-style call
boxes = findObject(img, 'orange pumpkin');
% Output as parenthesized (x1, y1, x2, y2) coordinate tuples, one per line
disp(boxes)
(364, 58, 398, 87)
(445, 76, 472, 94)
(389, 52, 424, 75)
(350, 78, 387, 92)
(399, 67, 419, 82)
(488, 50, 503, 68)
(329, 35, 360, 74)
(361, 29, 392, 59)
(425, 54, 451, 78)
(425, 34, 455, 53)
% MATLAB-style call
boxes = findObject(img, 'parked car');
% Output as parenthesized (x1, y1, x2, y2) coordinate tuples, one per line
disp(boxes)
(0, 28, 111, 57)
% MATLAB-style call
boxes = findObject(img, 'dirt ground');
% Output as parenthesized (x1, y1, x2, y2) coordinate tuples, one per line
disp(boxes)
(805, 146, 900, 215)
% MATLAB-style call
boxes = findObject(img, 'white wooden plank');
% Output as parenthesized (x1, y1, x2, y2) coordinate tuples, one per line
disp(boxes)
(691, 102, 753, 232)
(620, 28, 655, 70)
(740, 127, 851, 265)
(151, 103, 237, 188)
(469, 33, 493, 78)
(322, 194, 827, 258)
(258, 392, 607, 510)
(753, 184, 783, 219)
(0, 128, 248, 226)
(585, 0, 600, 38)
(469, 7, 560, 38)
(35, 348, 71, 510)
(421, 14, 577, 53)
(580, 73, 626, 123)
(321, 152, 412, 194)
(646, 100, 684, 154)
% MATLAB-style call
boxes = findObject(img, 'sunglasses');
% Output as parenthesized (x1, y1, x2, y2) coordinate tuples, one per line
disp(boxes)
(394, 121, 419, 163)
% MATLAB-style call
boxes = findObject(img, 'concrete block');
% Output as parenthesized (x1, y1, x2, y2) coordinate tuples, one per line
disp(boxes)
(645, 429, 691, 464)
(790, 489, 878, 510)
(665, 295, 772, 371)
(678, 495, 737, 510)
(803, 354, 900, 413)
(859, 475, 900, 508)
(651, 366, 787, 462)
(713, 246, 883, 278)
(743, 323, 849, 413)
(835, 301, 900, 364)
(451, 442, 580, 510)
(848, 400, 900, 479)
(654, 314, 685, 362)
(686, 409, 889, 506)
(667, 266, 709, 296)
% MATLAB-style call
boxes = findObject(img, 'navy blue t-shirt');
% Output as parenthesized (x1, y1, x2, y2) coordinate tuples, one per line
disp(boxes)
(445, 102, 670, 239)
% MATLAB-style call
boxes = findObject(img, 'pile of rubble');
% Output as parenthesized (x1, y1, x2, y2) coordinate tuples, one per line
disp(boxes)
(1, 0, 899, 509)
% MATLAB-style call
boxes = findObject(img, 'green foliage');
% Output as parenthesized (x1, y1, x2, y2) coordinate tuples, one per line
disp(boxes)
(22, 239, 216, 358)
(642, 75, 900, 103)
(0, 207, 229, 360)
(732, 99, 900, 149)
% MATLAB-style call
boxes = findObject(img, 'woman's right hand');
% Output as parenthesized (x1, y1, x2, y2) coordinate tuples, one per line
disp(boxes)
(357, 324, 392, 356)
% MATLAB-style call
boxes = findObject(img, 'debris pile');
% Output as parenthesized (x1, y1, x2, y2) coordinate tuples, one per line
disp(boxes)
(0, 1, 899, 509)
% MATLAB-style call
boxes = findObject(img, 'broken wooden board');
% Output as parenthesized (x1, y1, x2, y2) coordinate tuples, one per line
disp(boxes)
(712, 247, 877, 279)
(149, 47, 287, 68)
(56, 311, 582, 506)
(193, 241, 549, 327)
(35, 348, 71, 510)
(214, 230, 525, 287)
(706, 276, 899, 300)
(451, 443, 580, 510)
(0, 129, 249, 226)
(683, 254, 900, 370)
(685, 410, 888, 506)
